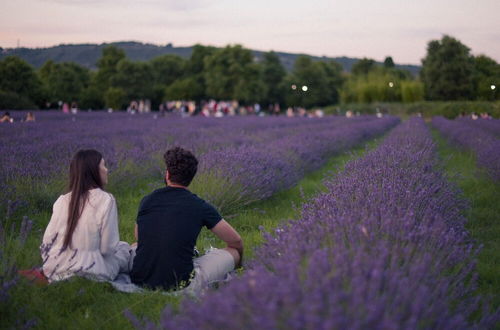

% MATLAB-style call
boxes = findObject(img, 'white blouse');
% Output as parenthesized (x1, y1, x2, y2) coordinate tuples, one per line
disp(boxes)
(41, 188, 130, 282)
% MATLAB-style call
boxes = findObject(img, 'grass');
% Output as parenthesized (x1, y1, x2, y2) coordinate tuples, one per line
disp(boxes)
(2, 137, 384, 329)
(431, 129, 500, 309)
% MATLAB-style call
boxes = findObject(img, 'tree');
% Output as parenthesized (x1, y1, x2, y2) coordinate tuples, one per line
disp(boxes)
(204, 45, 264, 103)
(165, 77, 202, 100)
(473, 55, 500, 100)
(261, 51, 286, 104)
(104, 87, 126, 110)
(351, 58, 376, 76)
(285, 56, 335, 108)
(317, 61, 344, 105)
(39, 61, 90, 103)
(383, 56, 395, 68)
(95, 46, 126, 91)
(0, 56, 44, 106)
(150, 54, 185, 87)
(112, 59, 152, 100)
(420, 35, 474, 100)
(183, 45, 216, 101)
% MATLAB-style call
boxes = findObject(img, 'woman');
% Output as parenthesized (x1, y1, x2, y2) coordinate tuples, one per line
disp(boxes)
(0, 112, 13, 123)
(41, 149, 130, 282)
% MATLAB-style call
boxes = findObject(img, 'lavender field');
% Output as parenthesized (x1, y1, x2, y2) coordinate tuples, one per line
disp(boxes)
(1, 112, 498, 329)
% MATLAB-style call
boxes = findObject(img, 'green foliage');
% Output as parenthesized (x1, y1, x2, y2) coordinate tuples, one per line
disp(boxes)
(421, 35, 475, 100)
(351, 58, 376, 76)
(112, 60, 152, 100)
(13, 39, 497, 110)
(473, 55, 500, 101)
(95, 46, 127, 92)
(261, 52, 287, 104)
(0, 90, 36, 110)
(285, 56, 343, 108)
(80, 78, 105, 110)
(330, 101, 500, 119)
(400, 81, 424, 103)
(104, 87, 126, 110)
(341, 68, 406, 103)
(204, 45, 265, 103)
(383, 56, 395, 69)
(0, 56, 44, 108)
(165, 77, 201, 100)
(150, 54, 185, 87)
(38, 60, 90, 104)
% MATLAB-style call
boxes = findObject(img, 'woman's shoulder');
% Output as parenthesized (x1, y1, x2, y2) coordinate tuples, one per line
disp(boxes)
(54, 192, 70, 207)
(89, 188, 115, 203)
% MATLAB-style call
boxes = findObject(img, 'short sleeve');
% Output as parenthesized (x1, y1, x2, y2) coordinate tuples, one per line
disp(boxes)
(202, 202, 222, 229)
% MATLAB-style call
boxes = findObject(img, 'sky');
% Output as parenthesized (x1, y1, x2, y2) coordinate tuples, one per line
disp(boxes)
(0, 0, 499, 65)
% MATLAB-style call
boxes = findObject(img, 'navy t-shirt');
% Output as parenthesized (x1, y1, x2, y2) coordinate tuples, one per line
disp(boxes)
(130, 187, 222, 290)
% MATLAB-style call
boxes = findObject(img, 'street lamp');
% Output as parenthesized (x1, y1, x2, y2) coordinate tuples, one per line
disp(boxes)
(302, 85, 308, 92)
(388, 82, 394, 88)
(291, 84, 297, 90)
(491, 84, 496, 90)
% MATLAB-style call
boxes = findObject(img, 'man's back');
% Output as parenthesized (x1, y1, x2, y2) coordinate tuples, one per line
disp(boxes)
(130, 186, 221, 290)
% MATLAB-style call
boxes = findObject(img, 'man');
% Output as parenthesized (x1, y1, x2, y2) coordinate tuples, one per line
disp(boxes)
(130, 147, 243, 292)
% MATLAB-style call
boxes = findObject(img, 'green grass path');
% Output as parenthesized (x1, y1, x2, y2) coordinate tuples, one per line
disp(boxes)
(5, 136, 384, 330)
(431, 129, 500, 309)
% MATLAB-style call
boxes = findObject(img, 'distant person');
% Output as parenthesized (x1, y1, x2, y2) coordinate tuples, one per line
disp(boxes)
(0, 112, 13, 123)
(41, 150, 131, 282)
(62, 103, 70, 114)
(130, 147, 243, 293)
(25, 112, 35, 122)
(71, 102, 78, 114)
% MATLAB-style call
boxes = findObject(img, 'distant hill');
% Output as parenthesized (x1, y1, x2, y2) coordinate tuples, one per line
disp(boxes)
(0, 41, 421, 75)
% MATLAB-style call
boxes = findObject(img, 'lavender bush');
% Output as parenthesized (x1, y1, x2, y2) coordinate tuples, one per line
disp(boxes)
(136, 118, 498, 329)
(0, 112, 398, 216)
(432, 116, 500, 181)
(0, 203, 36, 328)
(457, 117, 500, 138)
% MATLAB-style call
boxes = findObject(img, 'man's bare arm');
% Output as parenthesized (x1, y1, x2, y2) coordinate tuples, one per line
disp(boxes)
(210, 219, 243, 267)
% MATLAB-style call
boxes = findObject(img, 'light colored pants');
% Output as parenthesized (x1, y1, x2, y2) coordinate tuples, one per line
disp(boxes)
(187, 248, 235, 295)
(129, 247, 234, 295)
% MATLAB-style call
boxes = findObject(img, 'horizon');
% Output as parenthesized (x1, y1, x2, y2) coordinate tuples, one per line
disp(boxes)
(1, 0, 499, 66)
(1, 39, 424, 67)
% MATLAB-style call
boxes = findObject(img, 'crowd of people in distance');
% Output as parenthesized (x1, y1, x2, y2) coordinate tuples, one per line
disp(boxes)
(458, 111, 493, 120)
(0, 111, 36, 123)
(154, 100, 327, 118)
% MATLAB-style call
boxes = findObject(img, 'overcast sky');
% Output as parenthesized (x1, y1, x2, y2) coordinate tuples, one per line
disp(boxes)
(1, 0, 499, 65)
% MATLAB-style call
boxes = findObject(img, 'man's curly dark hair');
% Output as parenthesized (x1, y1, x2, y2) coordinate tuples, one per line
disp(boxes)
(163, 147, 198, 186)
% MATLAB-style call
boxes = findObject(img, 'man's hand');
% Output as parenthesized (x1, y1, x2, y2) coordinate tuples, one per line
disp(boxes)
(210, 220, 244, 268)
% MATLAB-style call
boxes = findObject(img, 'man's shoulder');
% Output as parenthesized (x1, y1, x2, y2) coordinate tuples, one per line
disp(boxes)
(139, 188, 168, 209)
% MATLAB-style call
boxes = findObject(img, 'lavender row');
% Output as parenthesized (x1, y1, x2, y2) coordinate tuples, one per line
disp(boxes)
(456, 117, 500, 138)
(140, 118, 497, 329)
(196, 117, 399, 214)
(0, 112, 397, 215)
(432, 116, 500, 181)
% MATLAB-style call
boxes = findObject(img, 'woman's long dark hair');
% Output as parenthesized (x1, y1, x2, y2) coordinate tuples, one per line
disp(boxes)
(62, 149, 103, 250)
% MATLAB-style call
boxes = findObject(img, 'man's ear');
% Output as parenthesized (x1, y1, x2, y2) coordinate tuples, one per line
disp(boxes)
(165, 170, 170, 181)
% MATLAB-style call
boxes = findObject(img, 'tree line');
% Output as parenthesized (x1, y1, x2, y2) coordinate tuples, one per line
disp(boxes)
(0, 35, 498, 111)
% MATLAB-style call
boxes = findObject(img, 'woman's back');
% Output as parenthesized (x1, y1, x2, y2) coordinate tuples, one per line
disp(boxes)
(41, 188, 130, 282)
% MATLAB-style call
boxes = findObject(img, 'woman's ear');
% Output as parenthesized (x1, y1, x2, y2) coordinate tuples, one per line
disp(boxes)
(165, 170, 170, 182)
